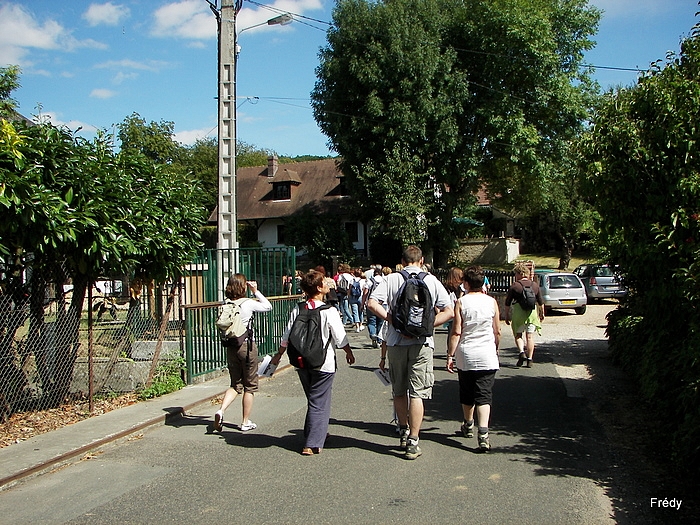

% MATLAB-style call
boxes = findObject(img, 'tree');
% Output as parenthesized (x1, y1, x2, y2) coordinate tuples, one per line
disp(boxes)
(284, 208, 356, 270)
(117, 112, 179, 164)
(312, 0, 599, 264)
(0, 115, 204, 408)
(579, 21, 700, 474)
(0, 65, 21, 118)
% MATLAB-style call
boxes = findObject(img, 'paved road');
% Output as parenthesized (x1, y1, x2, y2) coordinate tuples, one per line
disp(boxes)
(0, 302, 678, 524)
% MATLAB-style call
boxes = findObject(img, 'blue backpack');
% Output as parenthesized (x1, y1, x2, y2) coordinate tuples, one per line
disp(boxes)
(350, 279, 362, 299)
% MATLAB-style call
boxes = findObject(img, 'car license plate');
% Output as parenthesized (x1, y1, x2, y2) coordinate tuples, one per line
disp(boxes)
(561, 300, 576, 305)
(605, 286, 619, 291)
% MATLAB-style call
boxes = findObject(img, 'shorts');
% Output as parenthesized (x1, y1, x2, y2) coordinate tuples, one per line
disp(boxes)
(458, 369, 497, 406)
(513, 322, 537, 335)
(225, 339, 259, 394)
(387, 343, 434, 399)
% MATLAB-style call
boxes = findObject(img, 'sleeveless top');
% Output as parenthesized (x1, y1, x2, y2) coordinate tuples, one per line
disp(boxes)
(454, 293, 499, 371)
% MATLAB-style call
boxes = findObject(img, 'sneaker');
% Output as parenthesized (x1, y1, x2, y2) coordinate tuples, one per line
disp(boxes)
(213, 411, 223, 432)
(516, 352, 526, 367)
(526, 359, 533, 368)
(478, 433, 491, 451)
(460, 421, 474, 438)
(399, 428, 410, 449)
(240, 421, 257, 432)
(405, 438, 422, 459)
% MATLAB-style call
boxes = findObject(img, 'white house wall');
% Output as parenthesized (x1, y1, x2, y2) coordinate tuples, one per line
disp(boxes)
(255, 218, 368, 254)
(257, 220, 284, 247)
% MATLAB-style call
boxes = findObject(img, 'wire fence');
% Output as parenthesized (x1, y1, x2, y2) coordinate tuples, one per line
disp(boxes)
(0, 269, 181, 425)
(0, 247, 296, 437)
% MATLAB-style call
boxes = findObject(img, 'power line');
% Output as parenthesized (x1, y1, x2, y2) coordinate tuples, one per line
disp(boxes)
(244, 1, 646, 73)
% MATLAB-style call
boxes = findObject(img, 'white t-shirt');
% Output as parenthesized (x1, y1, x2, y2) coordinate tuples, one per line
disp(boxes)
(369, 266, 451, 348)
(453, 293, 499, 371)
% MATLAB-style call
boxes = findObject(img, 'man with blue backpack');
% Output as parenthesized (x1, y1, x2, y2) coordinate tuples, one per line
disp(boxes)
(367, 245, 453, 460)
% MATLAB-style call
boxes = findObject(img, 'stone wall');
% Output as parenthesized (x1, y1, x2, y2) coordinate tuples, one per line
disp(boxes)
(453, 238, 520, 265)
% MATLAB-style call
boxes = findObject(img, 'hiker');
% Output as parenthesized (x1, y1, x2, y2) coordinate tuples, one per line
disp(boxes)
(271, 270, 355, 455)
(348, 268, 365, 332)
(367, 245, 453, 459)
(447, 265, 500, 452)
(504, 262, 545, 367)
(213, 275, 272, 433)
(335, 263, 354, 326)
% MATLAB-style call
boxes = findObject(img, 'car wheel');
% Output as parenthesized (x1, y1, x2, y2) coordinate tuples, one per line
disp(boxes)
(575, 305, 587, 315)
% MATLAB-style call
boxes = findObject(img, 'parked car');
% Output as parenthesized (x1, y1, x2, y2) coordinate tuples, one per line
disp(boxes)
(533, 270, 587, 315)
(573, 264, 627, 302)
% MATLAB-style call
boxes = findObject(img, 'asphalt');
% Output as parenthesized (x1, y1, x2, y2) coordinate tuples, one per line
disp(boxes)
(0, 365, 237, 489)
(0, 328, 363, 489)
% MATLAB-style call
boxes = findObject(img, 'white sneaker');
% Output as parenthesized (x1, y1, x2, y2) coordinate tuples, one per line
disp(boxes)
(213, 411, 223, 432)
(240, 421, 257, 432)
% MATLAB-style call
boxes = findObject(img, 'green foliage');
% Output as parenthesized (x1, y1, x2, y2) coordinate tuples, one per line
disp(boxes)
(137, 358, 186, 400)
(580, 21, 700, 474)
(0, 65, 21, 118)
(312, 0, 600, 264)
(117, 112, 179, 164)
(176, 137, 218, 218)
(285, 209, 356, 269)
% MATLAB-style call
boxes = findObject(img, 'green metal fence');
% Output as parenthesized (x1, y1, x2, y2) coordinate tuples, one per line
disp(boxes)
(184, 247, 296, 305)
(183, 295, 301, 383)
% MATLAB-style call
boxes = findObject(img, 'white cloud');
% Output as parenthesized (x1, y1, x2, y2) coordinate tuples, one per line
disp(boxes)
(83, 2, 130, 27)
(174, 126, 217, 145)
(112, 71, 138, 84)
(39, 111, 100, 134)
(94, 59, 170, 72)
(150, 0, 325, 40)
(0, 3, 107, 66)
(590, 0, 667, 19)
(151, 0, 215, 39)
(90, 88, 117, 99)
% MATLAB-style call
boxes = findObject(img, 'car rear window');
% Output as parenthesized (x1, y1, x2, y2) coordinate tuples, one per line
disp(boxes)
(548, 275, 582, 289)
(594, 267, 613, 277)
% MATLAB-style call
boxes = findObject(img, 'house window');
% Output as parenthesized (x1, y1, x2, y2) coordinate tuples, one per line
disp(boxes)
(344, 221, 358, 243)
(273, 182, 291, 201)
(338, 178, 349, 196)
(277, 225, 286, 244)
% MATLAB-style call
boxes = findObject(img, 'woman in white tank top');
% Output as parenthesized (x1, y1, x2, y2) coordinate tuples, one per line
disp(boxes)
(447, 266, 500, 452)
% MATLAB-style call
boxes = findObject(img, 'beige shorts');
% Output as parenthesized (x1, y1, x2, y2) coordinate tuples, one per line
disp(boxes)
(387, 343, 434, 399)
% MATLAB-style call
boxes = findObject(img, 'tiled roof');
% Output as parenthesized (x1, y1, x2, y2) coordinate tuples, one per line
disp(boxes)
(236, 158, 353, 221)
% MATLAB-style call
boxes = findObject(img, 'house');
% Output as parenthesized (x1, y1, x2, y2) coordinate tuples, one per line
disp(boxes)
(234, 156, 369, 256)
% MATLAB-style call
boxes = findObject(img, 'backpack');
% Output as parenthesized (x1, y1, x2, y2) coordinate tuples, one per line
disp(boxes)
(391, 270, 435, 338)
(337, 274, 350, 294)
(287, 303, 333, 368)
(216, 298, 250, 344)
(350, 279, 362, 299)
(517, 281, 537, 311)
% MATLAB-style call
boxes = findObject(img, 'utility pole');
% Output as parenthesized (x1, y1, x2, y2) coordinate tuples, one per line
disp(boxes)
(216, 0, 240, 253)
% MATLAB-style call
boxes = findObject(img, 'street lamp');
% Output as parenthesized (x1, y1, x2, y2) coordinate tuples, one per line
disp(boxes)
(213, 1, 293, 256)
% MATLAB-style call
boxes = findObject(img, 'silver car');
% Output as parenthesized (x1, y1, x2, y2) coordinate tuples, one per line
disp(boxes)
(573, 264, 627, 302)
(534, 270, 587, 315)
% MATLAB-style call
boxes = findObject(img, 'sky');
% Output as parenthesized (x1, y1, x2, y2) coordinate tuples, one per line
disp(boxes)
(1, 0, 699, 157)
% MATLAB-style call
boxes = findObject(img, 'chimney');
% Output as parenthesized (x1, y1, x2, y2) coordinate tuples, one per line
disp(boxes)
(267, 155, 278, 178)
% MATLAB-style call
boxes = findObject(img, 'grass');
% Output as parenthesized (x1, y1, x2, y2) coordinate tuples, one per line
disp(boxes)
(487, 253, 592, 272)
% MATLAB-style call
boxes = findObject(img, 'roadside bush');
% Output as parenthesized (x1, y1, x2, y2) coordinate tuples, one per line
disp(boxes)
(582, 22, 700, 476)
